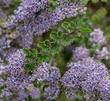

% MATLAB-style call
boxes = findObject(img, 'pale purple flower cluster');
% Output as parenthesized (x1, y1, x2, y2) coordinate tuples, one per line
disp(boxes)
(9, 0, 48, 24)
(0, 50, 62, 100)
(31, 62, 61, 100)
(6, 49, 25, 65)
(0, 56, 41, 101)
(89, 28, 109, 60)
(0, 49, 31, 100)
(32, 2, 86, 36)
(6, 0, 86, 48)
(31, 62, 61, 83)
(48, 66, 61, 83)
(90, 28, 106, 46)
(6, 49, 25, 76)
(61, 57, 110, 100)
(72, 46, 89, 61)
(0, 64, 6, 74)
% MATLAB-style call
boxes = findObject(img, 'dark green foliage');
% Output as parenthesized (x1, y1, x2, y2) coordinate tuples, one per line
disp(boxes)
(23, 15, 93, 73)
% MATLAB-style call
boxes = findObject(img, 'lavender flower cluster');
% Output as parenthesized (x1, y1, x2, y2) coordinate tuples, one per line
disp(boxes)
(0, 49, 61, 101)
(61, 57, 110, 101)
(72, 28, 109, 61)
(92, 28, 110, 60)
(31, 62, 61, 100)
(90, 28, 106, 46)
(61, 28, 110, 101)
(6, 0, 86, 48)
